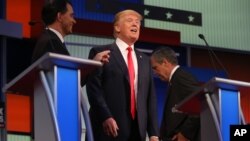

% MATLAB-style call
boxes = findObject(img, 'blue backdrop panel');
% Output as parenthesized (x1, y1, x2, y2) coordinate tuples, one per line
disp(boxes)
(153, 77, 167, 127)
(183, 67, 227, 83)
(57, 67, 80, 141)
(71, 0, 143, 22)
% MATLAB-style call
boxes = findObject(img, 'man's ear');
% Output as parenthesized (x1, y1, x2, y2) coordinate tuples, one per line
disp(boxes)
(114, 25, 120, 33)
(162, 58, 169, 66)
(57, 12, 63, 22)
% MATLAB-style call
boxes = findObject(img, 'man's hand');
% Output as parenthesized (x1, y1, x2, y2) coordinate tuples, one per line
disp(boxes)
(102, 117, 119, 137)
(149, 136, 159, 141)
(172, 132, 190, 141)
(93, 50, 110, 63)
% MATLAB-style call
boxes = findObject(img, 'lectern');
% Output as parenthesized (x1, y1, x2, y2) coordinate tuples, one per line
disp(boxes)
(2, 53, 101, 141)
(174, 77, 250, 141)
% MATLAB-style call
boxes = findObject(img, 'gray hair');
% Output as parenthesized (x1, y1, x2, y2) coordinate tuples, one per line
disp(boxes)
(151, 46, 178, 65)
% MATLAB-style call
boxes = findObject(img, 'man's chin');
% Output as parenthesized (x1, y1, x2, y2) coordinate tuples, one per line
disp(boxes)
(129, 37, 139, 43)
(65, 31, 72, 36)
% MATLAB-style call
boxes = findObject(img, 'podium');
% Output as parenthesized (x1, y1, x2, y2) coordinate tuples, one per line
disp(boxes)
(173, 77, 250, 141)
(2, 53, 101, 141)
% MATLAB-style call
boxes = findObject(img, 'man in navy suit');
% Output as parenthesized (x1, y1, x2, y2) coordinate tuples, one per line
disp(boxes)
(32, 0, 110, 63)
(150, 47, 200, 141)
(86, 9, 159, 141)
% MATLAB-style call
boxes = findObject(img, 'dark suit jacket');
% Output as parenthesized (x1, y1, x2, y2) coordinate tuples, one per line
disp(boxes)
(160, 67, 200, 141)
(86, 43, 159, 141)
(31, 29, 70, 63)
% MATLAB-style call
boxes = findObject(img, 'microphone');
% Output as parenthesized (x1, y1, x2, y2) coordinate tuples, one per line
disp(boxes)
(28, 20, 46, 27)
(29, 20, 37, 26)
(28, 20, 44, 26)
(198, 34, 205, 41)
(198, 34, 229, 78)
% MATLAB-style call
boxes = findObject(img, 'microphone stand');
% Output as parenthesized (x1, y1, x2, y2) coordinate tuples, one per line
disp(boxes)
(198, 34, 229, 78)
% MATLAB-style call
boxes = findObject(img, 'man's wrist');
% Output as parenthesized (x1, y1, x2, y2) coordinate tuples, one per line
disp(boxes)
(150, 136, 159, 141)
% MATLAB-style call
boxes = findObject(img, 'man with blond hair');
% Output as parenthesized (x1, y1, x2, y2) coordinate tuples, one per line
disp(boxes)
(86, 9, 159, 141)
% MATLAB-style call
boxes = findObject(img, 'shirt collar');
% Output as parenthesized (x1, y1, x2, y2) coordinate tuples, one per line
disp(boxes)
(116, 38, 134, 52)
(169, 65, 180, 82)
(47, 27, 64, 43)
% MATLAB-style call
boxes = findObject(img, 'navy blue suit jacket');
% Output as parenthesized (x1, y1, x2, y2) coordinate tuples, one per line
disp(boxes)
(160, 67, 200, 141)
(86, 43, 159, 141)
(31, 29, 69, 63)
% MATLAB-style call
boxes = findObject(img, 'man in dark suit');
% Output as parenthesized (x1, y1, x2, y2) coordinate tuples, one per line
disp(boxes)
(86, 9, 159, 141)
(150, 47, 200, 141)
(32, 0, 110, 63)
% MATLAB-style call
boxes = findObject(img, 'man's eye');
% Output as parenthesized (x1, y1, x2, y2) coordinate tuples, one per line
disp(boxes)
(127, 19, 133, 22)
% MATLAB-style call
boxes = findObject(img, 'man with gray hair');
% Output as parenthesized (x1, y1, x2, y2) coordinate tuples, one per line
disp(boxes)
(151, 46, 200, 141)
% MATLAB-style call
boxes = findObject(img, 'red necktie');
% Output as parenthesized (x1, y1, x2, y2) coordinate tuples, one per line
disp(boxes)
(127, 47, 136, 119)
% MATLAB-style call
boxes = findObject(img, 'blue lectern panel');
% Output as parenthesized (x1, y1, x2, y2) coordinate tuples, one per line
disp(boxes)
(57, 67, 80, 141)
(220, 89, 240, 141)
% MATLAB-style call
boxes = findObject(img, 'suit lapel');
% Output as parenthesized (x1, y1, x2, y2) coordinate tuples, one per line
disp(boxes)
(165, 68, 176, 104)
(135, 50, 143, 95)
(47, 30, 70, 55)
(111, 44, 143, 90)
(111, 43, 130, 81)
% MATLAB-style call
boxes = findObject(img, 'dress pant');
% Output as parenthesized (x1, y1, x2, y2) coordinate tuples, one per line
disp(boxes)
(129, 115, 141, 141)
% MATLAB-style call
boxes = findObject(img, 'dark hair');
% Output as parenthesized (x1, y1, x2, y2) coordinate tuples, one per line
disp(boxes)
(42, 0, 72, 26)
(151, 46, 178, 65)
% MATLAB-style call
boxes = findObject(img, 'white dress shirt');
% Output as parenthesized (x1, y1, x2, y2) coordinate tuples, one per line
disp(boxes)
(116, 38, 138, 103)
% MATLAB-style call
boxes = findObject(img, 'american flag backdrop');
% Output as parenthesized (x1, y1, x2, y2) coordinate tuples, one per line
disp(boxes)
(71, 0, 250, 52)
(72, 0, 202, 26)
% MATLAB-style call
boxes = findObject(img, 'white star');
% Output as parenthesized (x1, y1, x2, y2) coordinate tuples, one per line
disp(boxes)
(144, 9, 150, 16)
(188, 15, 195, 22)
(165, 12, 173, 20)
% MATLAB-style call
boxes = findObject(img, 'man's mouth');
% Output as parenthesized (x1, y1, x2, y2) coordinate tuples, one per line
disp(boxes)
(130, 29, 137, 33)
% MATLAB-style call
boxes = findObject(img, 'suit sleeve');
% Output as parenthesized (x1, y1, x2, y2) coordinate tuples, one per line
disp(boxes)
(146, 59, 160, 137)
(177, 72, 200, 140)
(86, 47, 112, 122)
(140, 56, 159, 137)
